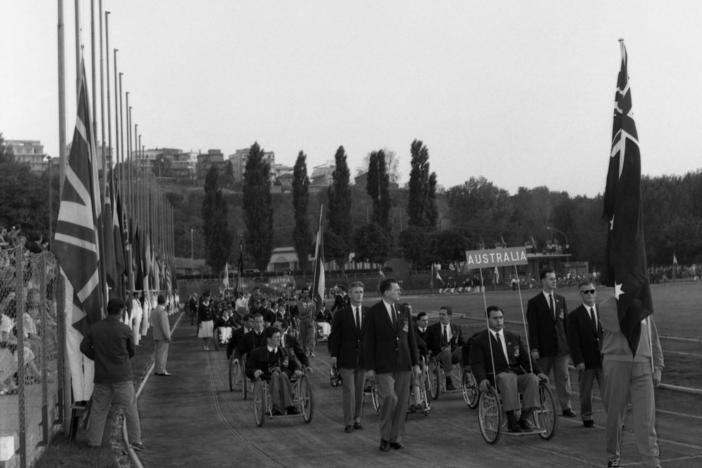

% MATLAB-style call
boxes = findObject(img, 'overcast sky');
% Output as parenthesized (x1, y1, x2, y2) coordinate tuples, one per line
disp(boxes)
(2, 1, 702, 197)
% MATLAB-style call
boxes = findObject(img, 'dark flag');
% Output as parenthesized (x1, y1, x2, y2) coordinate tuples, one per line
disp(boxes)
(312, 212, 326, 315)
(53, 60, 102, 400)
(602, 41, 653, 355)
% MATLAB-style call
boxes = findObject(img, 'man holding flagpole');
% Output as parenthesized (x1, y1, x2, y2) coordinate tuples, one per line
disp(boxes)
(600, 40, 663, 468)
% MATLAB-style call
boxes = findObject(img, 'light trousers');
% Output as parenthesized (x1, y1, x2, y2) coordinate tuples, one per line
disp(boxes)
(538, 354, 572, 411)
(375, 371, 411, 443)
(339, 367, 365, 426)
(87, 381, 142, 447)
(154, 340, 169, 374)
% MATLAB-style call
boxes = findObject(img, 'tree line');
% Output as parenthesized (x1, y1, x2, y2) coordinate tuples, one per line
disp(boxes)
(2, 133, 701, 273)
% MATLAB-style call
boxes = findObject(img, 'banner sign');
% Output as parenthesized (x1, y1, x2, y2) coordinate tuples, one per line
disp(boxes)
(464, 247, 528, 269)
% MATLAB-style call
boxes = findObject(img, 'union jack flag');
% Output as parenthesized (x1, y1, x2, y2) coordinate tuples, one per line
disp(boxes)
(602, 41, 653, 355)
(53, 60, 103, 400)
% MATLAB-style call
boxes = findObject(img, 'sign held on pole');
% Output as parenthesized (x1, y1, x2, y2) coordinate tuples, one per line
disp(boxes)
(465, 247, 528, 269)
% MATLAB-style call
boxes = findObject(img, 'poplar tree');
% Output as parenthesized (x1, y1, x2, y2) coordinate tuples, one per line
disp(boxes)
(201, 165, 232, 274)
(326, 146, 352, 268)
(292, 151, 311, 273)
(242, 142, 273, 271)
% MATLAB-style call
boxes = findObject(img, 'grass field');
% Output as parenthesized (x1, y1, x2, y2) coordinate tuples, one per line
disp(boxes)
(394, 280, 702, 388)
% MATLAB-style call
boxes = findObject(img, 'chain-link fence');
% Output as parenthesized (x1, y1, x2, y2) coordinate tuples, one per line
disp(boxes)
(1, 245, 62, 468)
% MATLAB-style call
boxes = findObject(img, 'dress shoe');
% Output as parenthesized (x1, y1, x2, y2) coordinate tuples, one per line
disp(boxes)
(562, 408, 576, 417)
(379, 440, 390, 452)
(353, 422, 363, 430)
(130, 442, 145, 452)
(518, 418, 535, 432)
(344, 425, 354, 433)
(389, 442, 403, 450)
(607, 459, 620, 468)
(272, 408, 285, 416)
(506, 410, 522, 433)
(286, 406, 299, 415)
(583, 420, 594, 428)
(155, 372, 172, 376)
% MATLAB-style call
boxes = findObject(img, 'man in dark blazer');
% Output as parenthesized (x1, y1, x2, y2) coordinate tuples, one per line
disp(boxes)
(277, 319, 309, 369)
(329, 281, 367, 433)
(567, 281, 603, 428)
(227, 314, 253, 360)
(237, 312, 267, 357)
(470, 305, 548, 432)
(363, 278, 420, 452)
(425, 306, 464, 390)
(526, 268, 575, 417)
(246, 327, 302, 415)
(415, 312, 429, 359)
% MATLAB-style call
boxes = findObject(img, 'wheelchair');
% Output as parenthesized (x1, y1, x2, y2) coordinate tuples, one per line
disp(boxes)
(477, 379, 557, 444)
(252, 371, 314, 426)
(407, 356, 431, 417)
(229, 354, 251, 399)
(213, 326, 232, 351)
(427, 355, 479, 409)
(363, 376, 381, 414)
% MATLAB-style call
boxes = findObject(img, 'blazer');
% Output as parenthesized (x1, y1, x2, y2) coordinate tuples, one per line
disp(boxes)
(415, 327, 429, 357)
(363, 300, 419, 374)
(425, 322, 464, 356)
(227, 326, 250, 359)
(526, 292, 569, 357)
(245, 345, 298, 381)
(469, 329, 539, 384)
(237, 329, 267, 356)
(328, 304, 366, 369)
(567, 304, 603, 370)
(150, 305, 171, 341)
(281, 332, 309, 368)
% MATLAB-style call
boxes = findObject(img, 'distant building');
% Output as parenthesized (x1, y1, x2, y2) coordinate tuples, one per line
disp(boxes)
(5, 139, 48, 173)
(228, 148, 275, 183)
(266, 246, 299, 273)
(310, 163, 335, 191)
(197, 149, 229, 179)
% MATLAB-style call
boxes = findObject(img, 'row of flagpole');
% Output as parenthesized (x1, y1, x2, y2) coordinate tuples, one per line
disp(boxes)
(54, 0, 177, 411)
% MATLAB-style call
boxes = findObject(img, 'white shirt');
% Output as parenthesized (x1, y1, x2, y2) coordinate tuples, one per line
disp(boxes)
(351, 305, 362, 329)
(382, 299, 396, 323)
(442, 323, 453, 342)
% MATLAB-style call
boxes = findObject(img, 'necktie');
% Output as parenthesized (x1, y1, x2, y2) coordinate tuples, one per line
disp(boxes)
(441, 325, 447, 346)
(391, 305, 397, 326)
(549, 294, 556, 319)
(495, 332, 507, 362)
(590, 307, 598, 330)
(355, 307, 361, 331)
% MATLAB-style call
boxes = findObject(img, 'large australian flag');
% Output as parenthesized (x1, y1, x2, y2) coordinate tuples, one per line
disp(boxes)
(602, 40, 653, 355)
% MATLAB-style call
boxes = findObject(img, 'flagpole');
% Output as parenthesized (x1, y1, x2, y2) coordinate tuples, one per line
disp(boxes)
(56, 0, 69, 432)
(74, 0, 80, 94)
(98, 0, 106, 197)
(90, 0, 98, 176)
(104, 11, 111, 181)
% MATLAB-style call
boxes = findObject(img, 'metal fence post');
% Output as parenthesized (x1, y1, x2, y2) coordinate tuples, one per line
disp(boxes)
(40, 253, 49, 445)
(15, 246, 26, 468)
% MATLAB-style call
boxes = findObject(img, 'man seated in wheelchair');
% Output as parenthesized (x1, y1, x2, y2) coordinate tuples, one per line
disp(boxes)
(426, 306, 464, 390)
(246, 326, 304, 415)
(470, 305, 548, 433)
(273, 319, 310, 370)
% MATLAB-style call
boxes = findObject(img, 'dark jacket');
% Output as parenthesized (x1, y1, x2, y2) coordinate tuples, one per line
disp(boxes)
(281, 332, 309, 368)
(363, 300, 419, 374)
(245, 345, 298, 380)
(198, 300, 214, 322)
(237, 329, 267, 356)
(425, 322, 464, 356)
(227, 326, 250, 359)
(526, 292, 569, 357)
(567, 304, 603, 369)
(80, 316, 135, 384)
(329, 304, 366, 369)
(415, 327, 429, 358)
(469, 329, 539, 384)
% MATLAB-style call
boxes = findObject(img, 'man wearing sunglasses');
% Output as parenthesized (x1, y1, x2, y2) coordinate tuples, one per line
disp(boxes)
(567, 281, 603, 428)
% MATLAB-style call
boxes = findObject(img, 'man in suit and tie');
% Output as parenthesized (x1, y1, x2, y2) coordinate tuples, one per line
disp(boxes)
(527, 268, 575, 417)
(151, 294, 172, 376)
(329, 281, 367, 433)
(227, 314, 253, 360)
(425, 306, 464, 390)
(246, 327, 302, 415)
(568, 281, 604, 428)
(237, 312, 267, 357)
(470, 305, 548, 432)
(364, 278, 420, 451)
(276, 319, 309, 370)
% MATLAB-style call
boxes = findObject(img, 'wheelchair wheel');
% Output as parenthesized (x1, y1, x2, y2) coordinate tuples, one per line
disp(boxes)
(427, 360, 440, 400)
(534, 382, 558, 440)
(213, 328, 220, 351)
(478, 387, 502, 444)
(298, 375, 314, 423)
(253, 380, 266, 427)
(229, 357, 241, 392)
(241, 356, 249, 400)
(462, 370, 479, 409)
